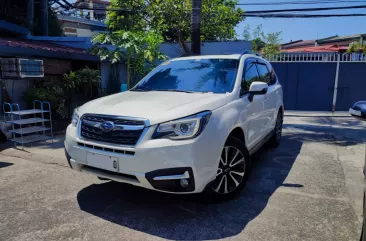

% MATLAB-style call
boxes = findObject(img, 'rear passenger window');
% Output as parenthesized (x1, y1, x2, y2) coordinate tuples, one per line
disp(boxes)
(256, 63, 271, 84)
(266, 62, 277, 85)
(241, 60, 259, 94)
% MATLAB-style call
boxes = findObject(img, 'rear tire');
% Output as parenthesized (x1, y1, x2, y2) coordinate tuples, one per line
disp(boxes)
(203, 136, 251, 202)
(268, 110, 283, 148)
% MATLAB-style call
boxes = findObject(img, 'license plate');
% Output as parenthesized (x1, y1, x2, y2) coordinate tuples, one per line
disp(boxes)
(349, 108, 361, 117)
(87, 152, 119, 172)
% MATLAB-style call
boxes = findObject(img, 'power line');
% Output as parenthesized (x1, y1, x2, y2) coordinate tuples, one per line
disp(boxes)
(54, 2, 366, 17)
(245, 13, 366, 17)
(246, 4, 366, 13)
(236, 0, 366, 5)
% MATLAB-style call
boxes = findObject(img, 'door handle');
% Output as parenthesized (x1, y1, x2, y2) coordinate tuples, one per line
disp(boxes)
(264, 97, 269, 101)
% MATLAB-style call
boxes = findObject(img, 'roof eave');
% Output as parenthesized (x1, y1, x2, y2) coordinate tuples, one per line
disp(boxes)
(0, 46, 99, 62)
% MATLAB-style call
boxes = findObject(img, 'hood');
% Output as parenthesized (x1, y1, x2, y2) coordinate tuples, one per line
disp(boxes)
(78, 91, 231, 125)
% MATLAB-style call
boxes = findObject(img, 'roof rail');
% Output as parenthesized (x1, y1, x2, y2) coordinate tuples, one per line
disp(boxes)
(180, 53, 200, 57)
(240, 50, 262, 57)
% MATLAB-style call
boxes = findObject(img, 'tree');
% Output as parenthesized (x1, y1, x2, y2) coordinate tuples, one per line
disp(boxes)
(242, 24, 251, 41)
(243, 24, 282, 56)
(91, 31, 166, 89)
(262, 31, 282, 56)
(107, 0, 245, 53)
(347, 41, 365, 53)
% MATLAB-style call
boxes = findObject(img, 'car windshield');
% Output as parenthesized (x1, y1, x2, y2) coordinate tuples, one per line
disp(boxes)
(132, 58, 239, 93)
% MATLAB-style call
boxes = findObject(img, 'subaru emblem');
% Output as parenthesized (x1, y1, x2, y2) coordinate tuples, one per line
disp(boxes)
(100, 121, 115, 132)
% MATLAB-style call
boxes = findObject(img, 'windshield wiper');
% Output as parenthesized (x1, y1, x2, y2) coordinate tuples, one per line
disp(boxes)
(130, 88, 151, 92)
(153, 89, 195, 93)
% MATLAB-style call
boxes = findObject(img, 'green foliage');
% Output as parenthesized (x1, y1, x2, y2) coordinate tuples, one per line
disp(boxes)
(107, 0, 147, 32)
(347, 41, 365, 53)
(91, 30, 166, 88)
(24, 68, 101, 119)
(252, 38, 265, 52)
(243, 24, 282, 56)
(262, 32, 282, 56)
(242, 24, 251, 41)
(106, 0, 245, 51)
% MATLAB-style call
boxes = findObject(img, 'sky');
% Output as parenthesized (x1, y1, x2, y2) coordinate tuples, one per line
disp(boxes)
(234, 1, 366, 43)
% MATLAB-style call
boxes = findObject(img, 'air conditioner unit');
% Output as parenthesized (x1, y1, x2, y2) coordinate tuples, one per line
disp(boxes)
(18, 58, 44, 78)
(0, 58, 18, 78)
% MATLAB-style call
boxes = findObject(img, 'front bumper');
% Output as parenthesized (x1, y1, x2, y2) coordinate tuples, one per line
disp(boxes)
(64, 118, 224, 194)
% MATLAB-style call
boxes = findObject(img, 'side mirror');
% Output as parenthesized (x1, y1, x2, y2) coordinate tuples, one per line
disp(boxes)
(248, 82, 268, 102)
(349, 101, 366, 121)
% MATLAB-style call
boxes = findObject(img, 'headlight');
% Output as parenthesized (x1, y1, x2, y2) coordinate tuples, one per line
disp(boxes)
(71, 108, 79, 127)
(152, 111, 212, 140)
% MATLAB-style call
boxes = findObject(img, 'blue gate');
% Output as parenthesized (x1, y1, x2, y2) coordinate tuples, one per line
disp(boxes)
(268, 53, 366, 111)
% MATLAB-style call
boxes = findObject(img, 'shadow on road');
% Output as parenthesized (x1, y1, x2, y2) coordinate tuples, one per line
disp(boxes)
(0, 162, 13, 168)
(77, 135, 303, 240)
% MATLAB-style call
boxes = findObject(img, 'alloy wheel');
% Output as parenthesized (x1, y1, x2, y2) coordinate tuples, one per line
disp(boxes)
(212, 146, 246, 194)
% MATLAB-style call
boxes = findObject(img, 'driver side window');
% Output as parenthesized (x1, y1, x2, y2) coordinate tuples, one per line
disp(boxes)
(241, 60, 259, 95)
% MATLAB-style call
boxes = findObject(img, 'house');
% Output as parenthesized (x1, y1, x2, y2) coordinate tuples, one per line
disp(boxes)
(57, 15, 107, 37)
(281, 33, 366, 53)
(317, 34, 366, 47)
(0, 20, 100, 108)
(74, 0, 110, 21)
(0, 37, 100, 107)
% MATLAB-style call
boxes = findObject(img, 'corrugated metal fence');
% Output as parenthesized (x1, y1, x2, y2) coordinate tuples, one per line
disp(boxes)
(266, 53, 366, 111)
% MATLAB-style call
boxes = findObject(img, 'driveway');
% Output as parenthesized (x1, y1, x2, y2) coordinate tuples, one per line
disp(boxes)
(0, 115, 365, 241)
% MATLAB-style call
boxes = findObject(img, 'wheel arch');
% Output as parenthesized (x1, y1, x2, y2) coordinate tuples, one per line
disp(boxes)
(279, 105, 284, 115)
(228, 127, 246, 146)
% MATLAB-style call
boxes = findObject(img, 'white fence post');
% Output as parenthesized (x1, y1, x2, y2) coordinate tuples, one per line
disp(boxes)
(332, 54, 341, 112)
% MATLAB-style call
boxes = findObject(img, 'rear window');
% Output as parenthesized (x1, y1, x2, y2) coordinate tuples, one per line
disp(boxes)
(265, 62, 277, 85)
(256, 63, 271, 84)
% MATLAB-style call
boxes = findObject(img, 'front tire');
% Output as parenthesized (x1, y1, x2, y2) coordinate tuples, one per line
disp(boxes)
(268, 110, 283, 148)
(204, 136, 251, 201)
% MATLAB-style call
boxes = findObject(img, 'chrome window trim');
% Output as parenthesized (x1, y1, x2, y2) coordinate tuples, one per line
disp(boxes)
(78, 113, 149, 148)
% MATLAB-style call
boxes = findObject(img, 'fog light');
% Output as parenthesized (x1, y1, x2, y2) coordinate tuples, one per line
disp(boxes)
(180, 178, 189, 188)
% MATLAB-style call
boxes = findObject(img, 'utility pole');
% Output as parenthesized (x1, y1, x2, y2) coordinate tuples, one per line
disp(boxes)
(191, 0, 202, 55)
(40, 0, 49, 36)
(26, 0, 34, 34)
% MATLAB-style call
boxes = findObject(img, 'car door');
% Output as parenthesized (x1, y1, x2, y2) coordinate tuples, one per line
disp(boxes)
(240, 58, 266, 150)
(256, 61, 278, 135)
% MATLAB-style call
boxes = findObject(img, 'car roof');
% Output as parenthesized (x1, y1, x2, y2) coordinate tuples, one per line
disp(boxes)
(170, 54, 262, 61)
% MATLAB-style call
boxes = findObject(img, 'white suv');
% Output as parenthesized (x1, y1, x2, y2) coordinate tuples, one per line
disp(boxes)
(65, 53, 284, 200)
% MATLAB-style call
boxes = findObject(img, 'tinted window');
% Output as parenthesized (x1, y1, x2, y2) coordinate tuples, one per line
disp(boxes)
(266, 62, 277, 85)
(133, 59, 239, 93)
(241, 60, 259, 93)
(256, 63, 271, 84)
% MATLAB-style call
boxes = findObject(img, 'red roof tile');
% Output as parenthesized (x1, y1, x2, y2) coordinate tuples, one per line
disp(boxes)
(281, 44, 348, 53)
(0, 38, 89, 55)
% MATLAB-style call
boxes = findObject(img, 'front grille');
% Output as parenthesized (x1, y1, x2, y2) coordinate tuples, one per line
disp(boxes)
(80, 115, 145, 146)
(83, 116, 145, 126)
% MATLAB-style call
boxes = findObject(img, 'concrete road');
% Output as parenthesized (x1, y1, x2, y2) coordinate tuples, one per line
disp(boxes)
(0, 115, 365, 241)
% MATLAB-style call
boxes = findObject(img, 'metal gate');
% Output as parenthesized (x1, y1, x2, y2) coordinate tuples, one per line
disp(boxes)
(267, 53, 366, 111)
